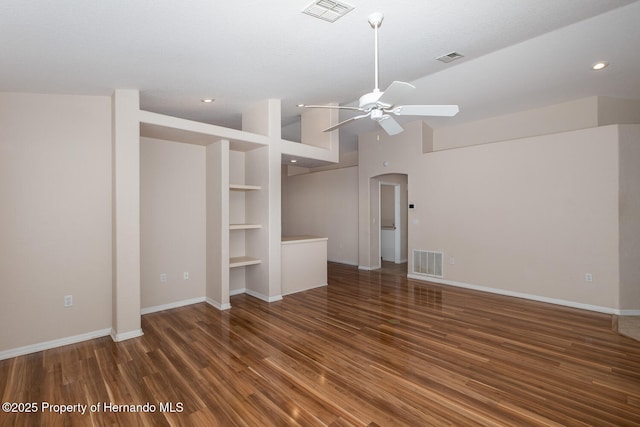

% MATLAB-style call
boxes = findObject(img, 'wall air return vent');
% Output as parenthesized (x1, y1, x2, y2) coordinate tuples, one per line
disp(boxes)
(412, 250, 444, 278)
(302, 0, 354, 23)
(436, 51, 464, 63)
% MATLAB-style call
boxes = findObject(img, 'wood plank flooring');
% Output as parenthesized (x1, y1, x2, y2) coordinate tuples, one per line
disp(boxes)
(2, 262, 640, 426)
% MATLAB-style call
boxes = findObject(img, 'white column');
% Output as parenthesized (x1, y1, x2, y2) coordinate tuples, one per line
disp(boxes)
(111, 89, 143, 341)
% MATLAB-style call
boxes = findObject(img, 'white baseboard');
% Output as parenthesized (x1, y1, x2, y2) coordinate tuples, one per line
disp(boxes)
(141, 297, 206, 315)
(245, 289, 283, 303)
(111, 328, 144, 342)
(359, 264, 381, 271)
(328, 259, 358, 266)
(380, 258, 408, 264)
(0, 328, 112, 361)
(618, 309, 640, 316)
(283, 282, 327, 296)
(205, 297, 231, 311)
(230, 288, 246, 296)
(407, 274, 632, 315)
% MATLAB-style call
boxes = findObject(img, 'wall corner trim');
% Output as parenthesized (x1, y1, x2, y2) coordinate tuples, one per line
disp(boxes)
(110, 328, 144, 342)
(244, 289, 283, 303)
(206, 298, 231, 311)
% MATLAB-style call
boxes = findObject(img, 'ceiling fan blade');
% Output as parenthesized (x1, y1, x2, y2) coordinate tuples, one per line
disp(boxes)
(322, 113, 370, 132)
(377, 115, 404, 136)
(392, 104, 459, 117)
(377, 81, 415, 107)
(302, 104, 363, 111)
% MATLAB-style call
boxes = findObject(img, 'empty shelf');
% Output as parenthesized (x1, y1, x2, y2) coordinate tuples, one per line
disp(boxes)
(229, 184, 261, 191)
(230, 224, 262, 230)
(229, 256, 262, 268)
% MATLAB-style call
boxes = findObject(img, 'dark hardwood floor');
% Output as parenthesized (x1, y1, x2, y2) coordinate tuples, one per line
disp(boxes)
(2, 262, 640, 426)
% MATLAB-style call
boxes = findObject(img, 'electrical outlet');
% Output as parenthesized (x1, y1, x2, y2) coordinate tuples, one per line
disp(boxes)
(585, 273, 593, 282)
(64, 295, 73, 307)
(160, 273, 167, 283)
(449, 257, 456, 265)
(183, 272, 189, 280)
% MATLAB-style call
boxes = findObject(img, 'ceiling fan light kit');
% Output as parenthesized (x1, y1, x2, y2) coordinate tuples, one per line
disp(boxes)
(303, 12, 459, 136)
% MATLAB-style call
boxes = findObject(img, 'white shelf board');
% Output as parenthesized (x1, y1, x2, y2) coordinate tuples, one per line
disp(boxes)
(229, 256, 262, 268)
(229, 184, 261, 191)
(139, 110, 270, 151)
(230, 224, 262, 230)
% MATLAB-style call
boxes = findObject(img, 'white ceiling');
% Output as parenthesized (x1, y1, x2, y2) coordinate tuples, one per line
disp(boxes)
(2, 0, 639, 155)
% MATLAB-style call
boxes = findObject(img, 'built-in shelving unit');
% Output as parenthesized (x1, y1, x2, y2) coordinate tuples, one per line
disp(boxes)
(136, 99, 338, 309)
(229, 177, 261, 264)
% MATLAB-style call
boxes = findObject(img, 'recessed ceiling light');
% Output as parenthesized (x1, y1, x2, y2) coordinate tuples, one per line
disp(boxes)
(591, 61, 608, 71)
(201, 98, 215, 103)
(290, 159, 298, 163)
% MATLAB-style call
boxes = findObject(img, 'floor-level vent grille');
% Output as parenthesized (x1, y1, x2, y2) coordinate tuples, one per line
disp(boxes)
(413, 250, 444, 278)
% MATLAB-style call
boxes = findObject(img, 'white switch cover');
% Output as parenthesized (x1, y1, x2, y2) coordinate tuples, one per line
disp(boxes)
(160, 273, 167, 283)
(585, 273, 593, 282)
(64, 295, 73, 307)
(183, 272, 189, 280)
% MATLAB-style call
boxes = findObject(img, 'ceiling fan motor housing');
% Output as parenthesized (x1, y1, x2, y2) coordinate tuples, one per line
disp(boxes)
(359, 91, 385, 110)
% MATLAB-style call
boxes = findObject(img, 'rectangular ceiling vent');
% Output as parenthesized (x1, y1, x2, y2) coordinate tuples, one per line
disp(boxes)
(436, 51, 464, 63)
(412, 250, 444, 278)
(302, 0, 354, 23)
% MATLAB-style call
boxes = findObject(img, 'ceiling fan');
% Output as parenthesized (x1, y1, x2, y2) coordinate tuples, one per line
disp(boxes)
(302, 12, 459, 136)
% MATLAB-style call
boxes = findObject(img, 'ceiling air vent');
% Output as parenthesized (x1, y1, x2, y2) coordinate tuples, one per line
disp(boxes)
(302, 0, 354, 23)
(436, 51, 464, 63)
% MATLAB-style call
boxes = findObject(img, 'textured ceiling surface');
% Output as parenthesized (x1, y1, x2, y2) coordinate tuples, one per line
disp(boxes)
(2, 0, 639, 151)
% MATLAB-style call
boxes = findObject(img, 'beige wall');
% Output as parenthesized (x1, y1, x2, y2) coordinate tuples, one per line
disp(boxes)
(434, 97, 601, 151)
(355, 99, 639, 312)
(619, 125, 640, 311)
(140, 138, 206, 310)
(0, 92, 112, 352)
(413, 126, 621, 309)
(358, 121, 427, 268)
(282, 166, 359, 266)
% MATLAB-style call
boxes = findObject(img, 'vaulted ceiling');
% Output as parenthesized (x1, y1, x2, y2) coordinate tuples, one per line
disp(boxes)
(2, 0, 639, 152)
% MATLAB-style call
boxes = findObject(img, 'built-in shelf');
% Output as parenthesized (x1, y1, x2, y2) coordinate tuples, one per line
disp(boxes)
(230, 224, 262, 230)
(230, 184, 261, 191)
(229, 256, 262, 268)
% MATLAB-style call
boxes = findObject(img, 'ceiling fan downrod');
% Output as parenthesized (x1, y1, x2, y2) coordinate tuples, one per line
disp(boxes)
(368, 12, 384, 93)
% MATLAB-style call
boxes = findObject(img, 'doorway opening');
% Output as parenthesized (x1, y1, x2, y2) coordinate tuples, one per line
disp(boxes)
(371, 173, 408, 274)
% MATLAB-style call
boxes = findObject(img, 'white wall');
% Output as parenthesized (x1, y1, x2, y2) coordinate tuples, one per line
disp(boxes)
(282, 166, 359, 266)
(140, 138, 206, 311)
(0, 92, 113, 353)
